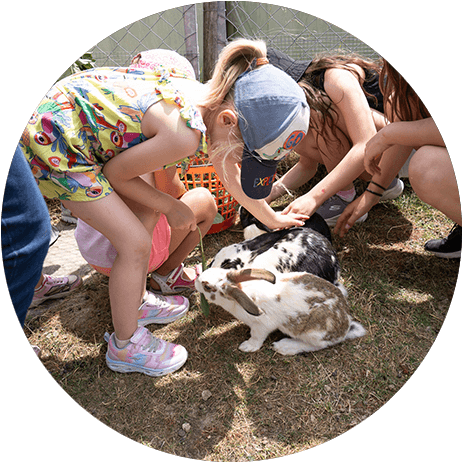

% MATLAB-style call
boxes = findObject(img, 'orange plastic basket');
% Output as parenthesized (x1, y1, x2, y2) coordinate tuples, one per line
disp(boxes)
(177, 154, 238, 234)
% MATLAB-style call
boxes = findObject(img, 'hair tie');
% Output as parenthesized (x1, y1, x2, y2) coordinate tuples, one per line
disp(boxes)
(245, 57, 270, 74)
(256, 57, 269, 66)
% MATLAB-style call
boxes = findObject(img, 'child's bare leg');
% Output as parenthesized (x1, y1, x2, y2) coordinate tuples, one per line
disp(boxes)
(409, 146, 461, 225)
(62, 193, 152, 340)
(119, 172, 160, 234)
(152, 187, 216, 283)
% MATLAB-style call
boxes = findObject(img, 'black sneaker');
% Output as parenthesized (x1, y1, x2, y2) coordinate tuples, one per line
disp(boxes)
(424, 224, 462, 259)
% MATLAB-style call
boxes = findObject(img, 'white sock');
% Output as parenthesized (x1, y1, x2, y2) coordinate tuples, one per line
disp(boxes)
(114, 335, 131, 349)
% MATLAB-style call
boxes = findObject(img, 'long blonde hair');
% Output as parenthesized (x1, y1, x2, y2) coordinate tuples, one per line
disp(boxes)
(201, 39, 268, 161)
(202, 39, 267, 112)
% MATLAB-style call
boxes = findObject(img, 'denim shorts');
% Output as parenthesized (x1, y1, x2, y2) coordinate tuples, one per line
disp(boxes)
(2, 146, 51, 326)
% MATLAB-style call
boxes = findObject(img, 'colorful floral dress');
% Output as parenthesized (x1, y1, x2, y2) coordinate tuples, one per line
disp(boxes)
(19, 66, 207, 201)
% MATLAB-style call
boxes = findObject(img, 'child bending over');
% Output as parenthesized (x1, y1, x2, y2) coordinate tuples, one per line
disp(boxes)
(19, 42, 309, 377)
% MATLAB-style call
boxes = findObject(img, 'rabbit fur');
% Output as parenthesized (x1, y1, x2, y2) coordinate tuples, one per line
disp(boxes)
(195, 268, 366, 355)
(240, 207, 332, 242)
(211, 212, 346, 296)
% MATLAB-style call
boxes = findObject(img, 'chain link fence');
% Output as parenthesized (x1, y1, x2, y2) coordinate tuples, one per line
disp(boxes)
(225, 2, 379, 60)
(89, 5, 201, 77)
(89, 2, 379, 80)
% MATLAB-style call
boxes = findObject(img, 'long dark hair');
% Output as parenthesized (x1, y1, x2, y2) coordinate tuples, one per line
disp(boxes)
(298, 52, 382, 153)
(380, 59, 431, 122)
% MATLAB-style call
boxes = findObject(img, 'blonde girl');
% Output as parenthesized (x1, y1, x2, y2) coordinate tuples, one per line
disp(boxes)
(20, 40, 309, 377)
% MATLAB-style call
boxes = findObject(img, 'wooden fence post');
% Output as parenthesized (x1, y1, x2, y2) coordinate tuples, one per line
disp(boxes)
(203, 2, 218, 82)
(217, 2, 228, 53)
(203, 2, 227, 82)
(183, 4, 200, 79)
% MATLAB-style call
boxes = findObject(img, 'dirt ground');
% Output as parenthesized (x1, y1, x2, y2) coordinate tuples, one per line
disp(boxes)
(23, 177, 460, 461)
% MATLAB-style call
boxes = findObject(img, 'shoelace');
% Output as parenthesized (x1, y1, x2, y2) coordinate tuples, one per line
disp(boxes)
(143, 292, 169, 308)
(103, 332, 160, 353)
(141, 333, 160, 353)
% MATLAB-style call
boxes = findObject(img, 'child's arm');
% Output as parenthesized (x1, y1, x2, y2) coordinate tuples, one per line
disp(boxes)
(212, 154, 308, 230)
(335, 118, 445, 236)
(334, 144, 412, 237)
(364, 118, 444, 175)
(103, 101, 200, 231)
(267, 155, 318, 203)
(283, 67, 378, 218)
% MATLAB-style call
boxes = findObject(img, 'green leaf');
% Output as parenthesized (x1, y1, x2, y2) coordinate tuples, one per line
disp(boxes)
(197, 226, 210, 316)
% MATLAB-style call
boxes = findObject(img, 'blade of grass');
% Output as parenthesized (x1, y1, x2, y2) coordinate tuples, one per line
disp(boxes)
(197, 226, 210, 316)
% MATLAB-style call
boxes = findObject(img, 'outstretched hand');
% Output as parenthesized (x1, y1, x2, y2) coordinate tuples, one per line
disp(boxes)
(333, 193, 377, 237)
(268, 211, 309, 231)
(282, 193, 318, 219)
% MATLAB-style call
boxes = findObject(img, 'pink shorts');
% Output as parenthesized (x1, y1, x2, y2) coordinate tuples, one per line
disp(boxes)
(75, 214, 171, 277)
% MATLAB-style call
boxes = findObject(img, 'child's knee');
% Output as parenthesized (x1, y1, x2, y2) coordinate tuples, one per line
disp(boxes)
(127, 232, 153, 263)
(409, 146, 436, 199)
(194, 188, 218, 217)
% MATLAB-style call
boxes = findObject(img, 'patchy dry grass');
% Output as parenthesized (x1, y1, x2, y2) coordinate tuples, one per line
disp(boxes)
(26, 177, 459, 461)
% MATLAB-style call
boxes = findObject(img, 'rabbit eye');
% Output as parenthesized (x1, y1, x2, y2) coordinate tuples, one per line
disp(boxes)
(203, 283, 214, 292)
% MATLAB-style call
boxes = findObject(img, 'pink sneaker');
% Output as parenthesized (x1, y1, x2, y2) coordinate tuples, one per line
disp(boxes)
(105, 327, 188, 376)
(30, 274, 82, 308)
(138, 291, 189, 326)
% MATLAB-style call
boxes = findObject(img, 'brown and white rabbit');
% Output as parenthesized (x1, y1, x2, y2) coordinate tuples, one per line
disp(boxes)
(195, 268, 365, 355)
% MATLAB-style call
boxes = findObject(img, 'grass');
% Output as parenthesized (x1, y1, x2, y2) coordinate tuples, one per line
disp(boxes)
(25, 174, 460, 461)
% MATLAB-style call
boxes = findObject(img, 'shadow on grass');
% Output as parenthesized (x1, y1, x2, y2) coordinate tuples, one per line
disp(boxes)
(26, 188, 461, 460)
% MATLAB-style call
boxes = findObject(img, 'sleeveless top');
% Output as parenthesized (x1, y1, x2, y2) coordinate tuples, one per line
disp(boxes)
(307, 67, 384, 114)
(19, 65, 207, 201)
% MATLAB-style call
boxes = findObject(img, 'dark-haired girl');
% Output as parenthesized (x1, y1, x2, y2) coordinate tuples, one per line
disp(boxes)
(267, 49, 404, 226)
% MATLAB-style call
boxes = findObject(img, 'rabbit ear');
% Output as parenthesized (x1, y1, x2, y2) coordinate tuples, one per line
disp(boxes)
(227, 268, 276, 284)
(224, 285, 264, 316)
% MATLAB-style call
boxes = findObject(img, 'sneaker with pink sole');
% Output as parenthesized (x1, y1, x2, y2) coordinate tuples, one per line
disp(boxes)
(105, 327, 188, 377)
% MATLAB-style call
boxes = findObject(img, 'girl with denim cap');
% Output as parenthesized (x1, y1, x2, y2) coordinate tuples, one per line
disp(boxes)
(19, 40, 309, 377)
(202, 40, 311, 224)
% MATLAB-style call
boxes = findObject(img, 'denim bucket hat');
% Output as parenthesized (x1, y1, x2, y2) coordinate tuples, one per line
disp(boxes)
(234, 62, 310, 199)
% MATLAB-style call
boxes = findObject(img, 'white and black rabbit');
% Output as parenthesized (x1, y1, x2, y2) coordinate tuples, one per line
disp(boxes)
(211, 210, 346, 295)
(196, 267, 365, 355)
(239, 206, 332, 242)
